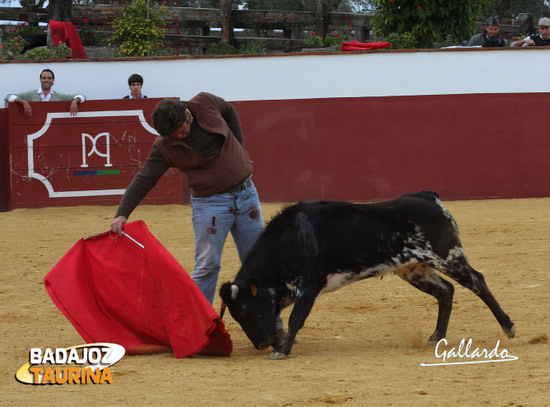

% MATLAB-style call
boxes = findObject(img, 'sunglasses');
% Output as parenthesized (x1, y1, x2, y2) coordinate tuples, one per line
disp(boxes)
(539, 25, 550, 29)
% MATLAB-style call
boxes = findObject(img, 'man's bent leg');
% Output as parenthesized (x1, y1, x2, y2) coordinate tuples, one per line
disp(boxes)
(231, 182, 283, 330)
(230, 181, 264, 262)
(190, 195, 234, 303)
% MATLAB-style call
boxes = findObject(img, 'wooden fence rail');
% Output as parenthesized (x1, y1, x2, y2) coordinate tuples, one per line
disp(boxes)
(0, 1, 371, 54)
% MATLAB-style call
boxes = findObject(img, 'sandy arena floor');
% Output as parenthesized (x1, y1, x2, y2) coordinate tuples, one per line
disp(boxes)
(1, 198, 549, 406)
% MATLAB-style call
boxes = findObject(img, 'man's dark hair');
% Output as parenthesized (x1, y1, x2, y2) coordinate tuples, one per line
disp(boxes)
(128, 73, 144, 86)
(40, 69, 55, 80)
(152, 99, 187, 136)
(486, 17, 500, 27)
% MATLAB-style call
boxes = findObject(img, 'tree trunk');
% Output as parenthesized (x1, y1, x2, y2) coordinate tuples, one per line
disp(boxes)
(47, 0, 72, 22)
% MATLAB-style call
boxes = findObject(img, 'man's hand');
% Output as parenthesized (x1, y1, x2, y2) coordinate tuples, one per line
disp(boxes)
(22, 101, 32, 117)
(15, 99, 32, 117)
(110, 216, 127, 236)
(70, 99, 80, 116)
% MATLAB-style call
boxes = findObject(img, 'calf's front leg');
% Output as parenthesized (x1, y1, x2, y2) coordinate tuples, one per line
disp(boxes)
(269, 288, 318, 360)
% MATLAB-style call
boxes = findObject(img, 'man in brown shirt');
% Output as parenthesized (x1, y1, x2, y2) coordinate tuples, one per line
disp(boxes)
(110, 93, 265, 304)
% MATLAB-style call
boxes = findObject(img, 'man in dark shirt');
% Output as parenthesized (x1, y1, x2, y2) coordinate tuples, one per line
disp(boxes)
(468, 17, 507, 47)
(512, 17, 550, 47)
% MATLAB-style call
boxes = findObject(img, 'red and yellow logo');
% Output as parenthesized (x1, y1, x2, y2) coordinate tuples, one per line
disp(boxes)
(16, 343, 125, 385)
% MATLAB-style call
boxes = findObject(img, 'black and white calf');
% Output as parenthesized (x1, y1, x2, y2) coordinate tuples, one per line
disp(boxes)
(220, 191, 515, 359)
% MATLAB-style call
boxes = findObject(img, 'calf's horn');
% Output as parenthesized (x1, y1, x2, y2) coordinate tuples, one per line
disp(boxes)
(231, 284, 239, 300)
(220, 302, 226, 318)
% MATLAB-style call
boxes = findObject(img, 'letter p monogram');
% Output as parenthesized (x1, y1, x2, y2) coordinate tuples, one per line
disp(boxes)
(81, 132, 112, 168)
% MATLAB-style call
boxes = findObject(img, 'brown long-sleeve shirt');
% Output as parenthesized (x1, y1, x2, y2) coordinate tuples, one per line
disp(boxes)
(115, 92, 253, 219)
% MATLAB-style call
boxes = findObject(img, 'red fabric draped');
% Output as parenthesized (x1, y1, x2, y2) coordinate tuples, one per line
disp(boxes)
(340, 41, 392, 51)
(44, 220, 232, 358)
(49, 20, 87, 59)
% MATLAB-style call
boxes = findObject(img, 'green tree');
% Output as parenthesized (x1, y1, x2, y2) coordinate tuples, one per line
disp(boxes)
(372, 0, 491, 48)
(108, 0, 167, 57)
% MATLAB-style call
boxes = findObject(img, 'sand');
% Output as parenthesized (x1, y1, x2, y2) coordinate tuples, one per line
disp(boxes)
(1, 198, 549, 406)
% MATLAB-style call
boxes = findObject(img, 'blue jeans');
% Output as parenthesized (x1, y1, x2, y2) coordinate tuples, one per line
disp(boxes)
(190, 180, 264, 304)
(190, 180, 284, 330)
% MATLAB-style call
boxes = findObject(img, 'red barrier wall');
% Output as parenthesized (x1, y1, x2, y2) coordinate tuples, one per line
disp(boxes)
(2, 93, 549, 211)
(0, 108, 8, 211)
(6, 99, 186, 210)
(236, 93, 550, 202)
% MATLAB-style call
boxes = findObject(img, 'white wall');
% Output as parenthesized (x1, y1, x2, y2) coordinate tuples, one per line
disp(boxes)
(2, 48, 550, 103)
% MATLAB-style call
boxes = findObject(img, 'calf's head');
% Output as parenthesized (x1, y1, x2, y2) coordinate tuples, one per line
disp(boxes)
(219, 278, 277, 350)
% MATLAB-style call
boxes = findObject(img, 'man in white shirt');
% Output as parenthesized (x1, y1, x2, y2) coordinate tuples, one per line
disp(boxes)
(4, 69, 86, 117)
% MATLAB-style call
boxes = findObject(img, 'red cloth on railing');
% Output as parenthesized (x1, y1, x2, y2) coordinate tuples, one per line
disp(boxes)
(49, 19, 87, 59)
(341, 41, 392, 51)
(44, 220, 232, 358)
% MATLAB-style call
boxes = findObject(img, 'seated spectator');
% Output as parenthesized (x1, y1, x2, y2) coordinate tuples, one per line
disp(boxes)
(4, 69, 86, 117)
(123, 74, 147, 99)
(468, 17, 507, 47)
(511, 17, 550, 47)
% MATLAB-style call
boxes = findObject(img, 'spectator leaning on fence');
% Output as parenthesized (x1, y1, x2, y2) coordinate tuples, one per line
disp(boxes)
(468, 17, 507, 47)
(512, 17, 550, 47)
(123, 74, 147, 99)
(3, 69, 86, 117)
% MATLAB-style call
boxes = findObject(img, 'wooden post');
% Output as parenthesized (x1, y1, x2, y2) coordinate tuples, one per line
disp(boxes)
(315, 0, 328, 39)
(220, 0, 234, 45)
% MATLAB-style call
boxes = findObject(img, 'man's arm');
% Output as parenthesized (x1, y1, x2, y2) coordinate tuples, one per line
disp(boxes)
(110, 145, 170, 235)
(512, 36, 534, 47)
(54, 93, 86, 116)
(4, 91, 35, 117)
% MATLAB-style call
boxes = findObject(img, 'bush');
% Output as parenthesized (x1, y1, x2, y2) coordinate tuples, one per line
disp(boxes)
(108, 0, 167, 57)
(206, 41, 238, 55)
(152, 47, 176, 57)
(0, 35, 26, 60)
(22, 47, 51, 60)
(305, 25, 352, 49)
(305, 33, 324, 48)
(239, 40, 267, 54)
(23, 43, 72, 60)
(385, 32, 420, 50)
(78, 19, 103, 47)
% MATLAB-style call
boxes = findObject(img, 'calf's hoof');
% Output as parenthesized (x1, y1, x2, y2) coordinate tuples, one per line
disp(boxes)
(269, 351, 287, 360)
(504, 323, 516, 339)
(427, 332, 444, 346)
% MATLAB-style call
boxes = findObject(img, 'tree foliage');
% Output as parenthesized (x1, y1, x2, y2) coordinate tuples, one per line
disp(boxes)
(371, 0, 491, 48)
(107, 0, 167, 57)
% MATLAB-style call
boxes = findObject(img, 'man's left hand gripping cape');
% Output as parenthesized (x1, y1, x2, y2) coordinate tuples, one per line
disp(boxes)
(44, 220, 232, 357)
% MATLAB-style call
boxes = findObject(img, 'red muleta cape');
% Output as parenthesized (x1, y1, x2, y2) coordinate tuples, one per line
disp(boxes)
(44, 220, 232, 357)
(340, 41, 392, 51)
(49, 20, 87, 59)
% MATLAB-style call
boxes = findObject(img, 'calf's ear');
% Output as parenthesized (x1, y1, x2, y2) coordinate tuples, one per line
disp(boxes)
(247, 277, 259, 297)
